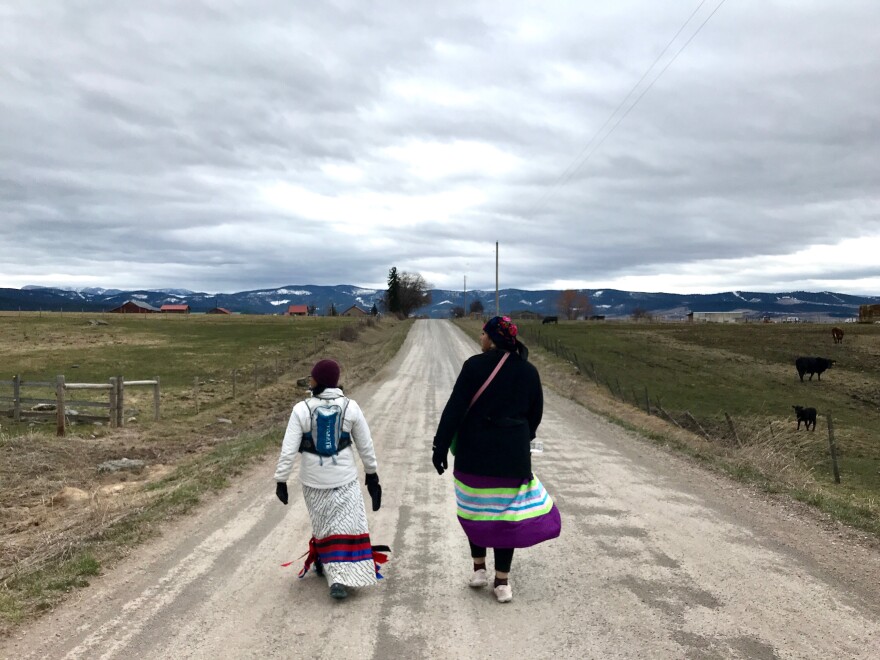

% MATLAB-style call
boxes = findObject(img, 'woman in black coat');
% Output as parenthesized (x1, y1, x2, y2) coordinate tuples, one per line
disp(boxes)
(432, 316, 561, 604)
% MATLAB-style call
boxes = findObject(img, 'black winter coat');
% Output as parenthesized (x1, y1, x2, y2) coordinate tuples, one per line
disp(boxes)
(434, 347, 543, 479)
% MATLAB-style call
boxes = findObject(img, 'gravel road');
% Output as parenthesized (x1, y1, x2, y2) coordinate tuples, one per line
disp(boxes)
(3, 319, 879, 659)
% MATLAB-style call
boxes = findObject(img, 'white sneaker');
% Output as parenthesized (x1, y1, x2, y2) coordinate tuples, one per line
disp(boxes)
(494, 583, 512, 603)
(468, 568, 489, 588)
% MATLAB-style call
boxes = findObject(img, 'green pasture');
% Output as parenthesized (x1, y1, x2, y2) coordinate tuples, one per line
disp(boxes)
(0, 312, 359, 384)
(0, 312, 368, 433)
(522, 321, 879, 422)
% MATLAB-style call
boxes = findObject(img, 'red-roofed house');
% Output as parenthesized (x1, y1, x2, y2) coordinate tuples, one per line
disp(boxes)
(161, 304, 191, 314)
(207, 307, 233, 314)
(286, 305, 309, 316)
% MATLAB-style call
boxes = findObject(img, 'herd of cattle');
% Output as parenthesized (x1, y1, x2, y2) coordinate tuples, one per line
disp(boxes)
(791, 326, 843, 431)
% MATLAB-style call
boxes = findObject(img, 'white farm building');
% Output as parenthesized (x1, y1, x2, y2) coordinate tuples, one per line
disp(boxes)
(687, 311, 747, 323)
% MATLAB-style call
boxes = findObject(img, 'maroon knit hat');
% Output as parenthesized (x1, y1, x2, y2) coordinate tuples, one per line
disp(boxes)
(311, 359, 340, 388)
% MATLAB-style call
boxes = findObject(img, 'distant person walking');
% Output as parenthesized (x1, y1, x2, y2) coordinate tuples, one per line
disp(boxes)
(432, 316, 561, 603)
(274, 359, 386, 600)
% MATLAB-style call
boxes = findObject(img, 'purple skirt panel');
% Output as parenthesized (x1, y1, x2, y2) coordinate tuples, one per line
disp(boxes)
(453, 470, 562, 549)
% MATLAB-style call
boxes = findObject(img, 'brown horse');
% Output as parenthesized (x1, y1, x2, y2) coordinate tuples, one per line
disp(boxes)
(831, 327, 844, 344)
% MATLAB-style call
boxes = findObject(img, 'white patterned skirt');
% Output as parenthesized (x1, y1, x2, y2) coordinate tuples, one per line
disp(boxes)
(299, 479, 381, 588)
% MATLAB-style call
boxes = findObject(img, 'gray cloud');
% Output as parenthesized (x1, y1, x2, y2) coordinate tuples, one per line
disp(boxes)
(1, 0, 878, 295)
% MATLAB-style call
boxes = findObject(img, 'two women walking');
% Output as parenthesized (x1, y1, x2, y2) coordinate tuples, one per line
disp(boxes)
(274, 316, 560, 603)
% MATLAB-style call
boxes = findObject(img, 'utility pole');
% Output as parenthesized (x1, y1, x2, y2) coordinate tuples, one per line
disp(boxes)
(495, 241, 499, 316)
(463, 275, 467, 318)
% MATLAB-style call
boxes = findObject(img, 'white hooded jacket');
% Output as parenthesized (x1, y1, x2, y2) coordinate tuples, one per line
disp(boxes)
(274, 387, 378, 489)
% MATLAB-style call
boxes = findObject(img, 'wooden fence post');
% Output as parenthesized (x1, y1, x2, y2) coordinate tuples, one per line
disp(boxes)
(55, 375, 65, 437)
(724, 412, 741, 447)
(12, 374, 21, 423)
(117, 375, 125, 427)
(153, 376, 161, 421)
(827, 414, 841, 484)
(109, 377, 117, 428)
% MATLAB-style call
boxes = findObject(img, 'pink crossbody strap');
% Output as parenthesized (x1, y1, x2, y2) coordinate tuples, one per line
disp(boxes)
(469, 352, 510, 409)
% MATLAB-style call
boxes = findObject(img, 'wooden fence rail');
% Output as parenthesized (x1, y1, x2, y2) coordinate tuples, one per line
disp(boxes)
(0, 374, 160, 436)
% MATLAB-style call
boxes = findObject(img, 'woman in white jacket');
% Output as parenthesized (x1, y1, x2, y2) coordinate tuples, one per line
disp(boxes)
(274, 359, 384, 600)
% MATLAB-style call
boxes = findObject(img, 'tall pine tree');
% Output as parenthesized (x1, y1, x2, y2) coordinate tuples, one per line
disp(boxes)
(386, 266, 401, 314)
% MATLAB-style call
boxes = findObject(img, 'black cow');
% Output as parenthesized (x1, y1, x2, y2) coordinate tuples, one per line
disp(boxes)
(542, 316, 558, 325)
(795, 356, 835, 382)
(792, 405, 817, 431)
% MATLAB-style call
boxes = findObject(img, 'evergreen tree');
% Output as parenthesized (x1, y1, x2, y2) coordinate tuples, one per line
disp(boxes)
(386, 267, 401, 314)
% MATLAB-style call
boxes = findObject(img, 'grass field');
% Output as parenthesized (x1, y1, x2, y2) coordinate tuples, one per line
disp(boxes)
(459, 318, 880, 536)
(0, 312, 370, 435)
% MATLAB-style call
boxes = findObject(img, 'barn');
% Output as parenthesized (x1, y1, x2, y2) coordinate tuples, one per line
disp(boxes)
(286, 305, 309, 316)
(341, 305, 367, 317)
(161, 304, 190, 314)
(207, 307, 233, 315)
(109, 300, 160, 314)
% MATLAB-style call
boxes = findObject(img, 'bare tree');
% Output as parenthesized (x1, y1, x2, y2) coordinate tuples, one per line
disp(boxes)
(557, 289, 591, 320)
(451, 306, 465, 318)
(631, 307, 653, 322)
(469, 300, 484, 315)
(397, 271, 433, 317)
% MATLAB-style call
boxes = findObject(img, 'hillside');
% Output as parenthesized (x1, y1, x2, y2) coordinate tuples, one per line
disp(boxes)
(3, 285, 877, 319)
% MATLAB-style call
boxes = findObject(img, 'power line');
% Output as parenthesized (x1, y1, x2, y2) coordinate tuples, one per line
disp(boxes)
(543, 0, 712, 194)
(525, 0, 730, 217)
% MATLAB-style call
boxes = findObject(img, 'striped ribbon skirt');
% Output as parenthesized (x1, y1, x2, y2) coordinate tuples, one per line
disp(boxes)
(299, 479, 382, 587)
(454, 470, 562, 549)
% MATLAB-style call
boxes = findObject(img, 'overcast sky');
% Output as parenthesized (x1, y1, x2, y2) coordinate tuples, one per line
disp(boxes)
(2, 1, 879, 295)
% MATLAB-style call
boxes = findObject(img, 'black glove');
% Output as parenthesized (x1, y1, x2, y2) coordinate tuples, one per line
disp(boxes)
(275, 482, 288, 505)
(432, 445, 448, 476)
(365, 472, 382, 511)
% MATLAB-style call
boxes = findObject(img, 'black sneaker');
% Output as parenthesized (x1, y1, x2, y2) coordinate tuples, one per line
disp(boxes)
(329, 583, 347, 599)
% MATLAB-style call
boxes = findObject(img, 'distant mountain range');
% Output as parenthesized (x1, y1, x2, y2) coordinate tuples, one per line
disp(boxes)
(1, 285, 877, 320)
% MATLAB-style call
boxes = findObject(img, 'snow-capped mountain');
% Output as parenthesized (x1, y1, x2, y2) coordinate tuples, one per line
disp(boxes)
(3, 285, 876, 319)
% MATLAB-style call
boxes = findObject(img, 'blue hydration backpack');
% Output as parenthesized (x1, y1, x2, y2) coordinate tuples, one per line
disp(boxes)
(300, 398, 351, 464)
